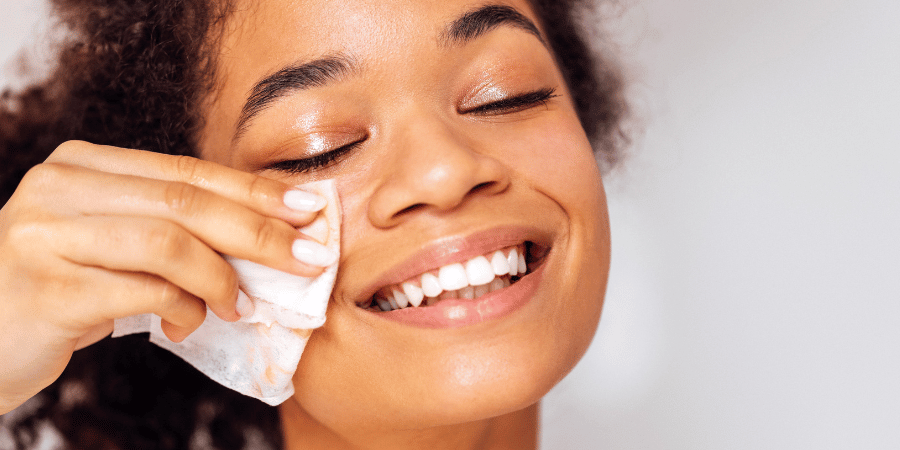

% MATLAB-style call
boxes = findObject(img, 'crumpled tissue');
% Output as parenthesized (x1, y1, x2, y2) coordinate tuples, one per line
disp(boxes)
(112, 179, 340, 406)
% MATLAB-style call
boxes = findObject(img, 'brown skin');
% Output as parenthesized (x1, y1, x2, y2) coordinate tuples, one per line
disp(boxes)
(0, 141, 328, 414)
(0, 0, 609, 448)
(200, 0, 610, 448)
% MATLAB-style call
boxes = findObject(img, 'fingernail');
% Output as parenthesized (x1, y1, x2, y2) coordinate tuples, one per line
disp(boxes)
(292, 239, 338, 267)
(284, 190, 326, 212)
(235, 290, 255, 318)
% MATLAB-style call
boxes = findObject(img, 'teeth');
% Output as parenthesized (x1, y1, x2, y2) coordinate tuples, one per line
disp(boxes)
(438, 263, 468, 291)
(507, 248, 519, 276)
(465, 256, 495, 286)
(387, 293, 400, 310)
(402, 282, 424, 307)
(490, 250, 510, 275)
(369, 244, 537, 311)
(392, 288, 409, 308)
(421, 273, 442, 297)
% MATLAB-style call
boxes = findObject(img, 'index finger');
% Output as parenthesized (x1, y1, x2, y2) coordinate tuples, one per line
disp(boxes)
(47, 141, 325, 226)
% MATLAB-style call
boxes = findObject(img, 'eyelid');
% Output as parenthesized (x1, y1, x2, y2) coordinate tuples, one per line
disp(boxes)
(459, 86, 558, 115)
(300, 131, 364, 155)
(460, 84, 510, 111)
(264, 132, 366, 174)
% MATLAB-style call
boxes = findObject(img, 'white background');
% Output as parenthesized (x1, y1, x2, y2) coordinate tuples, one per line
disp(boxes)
(3, 1, 898, 449)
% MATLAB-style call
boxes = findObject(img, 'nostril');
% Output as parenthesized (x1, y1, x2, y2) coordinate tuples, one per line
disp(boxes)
(393, 182, 499, 219)
(394, 203, 427, 218)
(469, 181, 496, 196)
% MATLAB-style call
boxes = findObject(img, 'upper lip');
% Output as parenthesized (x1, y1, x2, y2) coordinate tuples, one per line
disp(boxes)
(356, 225, 552, 304)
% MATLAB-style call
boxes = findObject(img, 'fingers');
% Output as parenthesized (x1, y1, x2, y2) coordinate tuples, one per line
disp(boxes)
(56, 216, 242, 322)
(23, 163, 334, 276)
(46, 141, 326, 227)
(65, 266, 208, 342)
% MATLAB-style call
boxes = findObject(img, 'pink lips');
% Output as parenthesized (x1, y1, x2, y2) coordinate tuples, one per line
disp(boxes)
(355, 226, 551, 328)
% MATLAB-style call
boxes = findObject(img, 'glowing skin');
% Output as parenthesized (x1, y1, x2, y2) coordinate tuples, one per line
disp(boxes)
(198, 0, 611, 448)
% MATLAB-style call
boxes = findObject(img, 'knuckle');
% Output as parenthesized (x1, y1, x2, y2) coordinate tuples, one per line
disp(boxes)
(253, 217, 285, 252)
(5, 220, 40, 245)
(152, 279, 184, 312)
(4, 221, 46, 258)
(143, 222, 189, 261)
(51, 140, 88, 160)
(20, 163, 67, 190)
(246, 175, 275, 205)
(172, 155, 203, 184)
(162, 181, 204, 214)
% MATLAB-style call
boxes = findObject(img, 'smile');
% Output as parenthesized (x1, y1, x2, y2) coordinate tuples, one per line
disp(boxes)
(357, 240, 549, 319)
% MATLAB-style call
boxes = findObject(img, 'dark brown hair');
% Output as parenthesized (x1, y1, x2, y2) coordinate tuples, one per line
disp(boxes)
(0, 1, 626, 448)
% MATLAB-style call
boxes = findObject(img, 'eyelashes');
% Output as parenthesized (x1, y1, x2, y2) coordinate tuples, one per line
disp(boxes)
(267, 87, 558, 174)
(462, 87, 559, 116)
(268, 139, 362, 174)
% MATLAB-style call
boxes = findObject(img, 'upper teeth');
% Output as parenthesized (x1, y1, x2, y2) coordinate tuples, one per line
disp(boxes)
(373, 245, 528, 310)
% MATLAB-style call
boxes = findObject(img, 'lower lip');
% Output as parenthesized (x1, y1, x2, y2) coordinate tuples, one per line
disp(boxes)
(368, 263, 546, 328)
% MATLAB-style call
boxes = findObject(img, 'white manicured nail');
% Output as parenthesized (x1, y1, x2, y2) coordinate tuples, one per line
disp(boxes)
(292, 239, 338, 266)
(284, 190, 326, 212)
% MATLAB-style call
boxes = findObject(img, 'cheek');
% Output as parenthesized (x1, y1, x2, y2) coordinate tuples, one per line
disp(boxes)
(330, 165, 375, 254)
(509, 116, 604, 209)
(506, 114, 610, 352)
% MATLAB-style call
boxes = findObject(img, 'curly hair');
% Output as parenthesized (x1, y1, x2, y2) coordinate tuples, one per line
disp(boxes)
(0, 0, 627, 448)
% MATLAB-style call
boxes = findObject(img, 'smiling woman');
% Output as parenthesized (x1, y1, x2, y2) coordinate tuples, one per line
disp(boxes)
(0, 0, 627, 449)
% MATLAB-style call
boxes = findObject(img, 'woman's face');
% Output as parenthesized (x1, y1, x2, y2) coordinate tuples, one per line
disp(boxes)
(199, 0, 609, 434)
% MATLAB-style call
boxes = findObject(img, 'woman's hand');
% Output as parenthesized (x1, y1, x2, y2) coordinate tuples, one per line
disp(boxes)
(0, 141, 333, 414)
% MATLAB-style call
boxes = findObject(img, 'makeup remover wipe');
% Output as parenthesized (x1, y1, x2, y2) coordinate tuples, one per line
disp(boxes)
(113, 179, 340, 405)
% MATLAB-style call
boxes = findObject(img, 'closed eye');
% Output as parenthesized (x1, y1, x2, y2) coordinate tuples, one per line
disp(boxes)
(462, 87, 558, 116)
(266, 138, 363, 174)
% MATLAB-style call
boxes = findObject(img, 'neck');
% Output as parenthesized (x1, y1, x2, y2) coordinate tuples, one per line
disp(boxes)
(279, 399, 538, 450)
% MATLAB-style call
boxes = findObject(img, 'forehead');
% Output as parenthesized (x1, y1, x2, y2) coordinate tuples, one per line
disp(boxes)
(201, 0, 546, 159)
(217, 0, 540, 77)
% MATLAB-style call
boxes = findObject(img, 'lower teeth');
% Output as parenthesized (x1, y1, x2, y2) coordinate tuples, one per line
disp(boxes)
(367, 273, 519, 312)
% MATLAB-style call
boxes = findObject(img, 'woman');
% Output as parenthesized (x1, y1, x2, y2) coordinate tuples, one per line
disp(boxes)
(0, 0, 627, 448)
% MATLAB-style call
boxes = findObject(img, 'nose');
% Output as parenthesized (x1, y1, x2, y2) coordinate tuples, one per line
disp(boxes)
(367, 117, 510, 228)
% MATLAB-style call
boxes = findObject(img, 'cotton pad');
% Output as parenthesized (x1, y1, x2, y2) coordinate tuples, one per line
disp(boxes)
(113, 179, 340, 405)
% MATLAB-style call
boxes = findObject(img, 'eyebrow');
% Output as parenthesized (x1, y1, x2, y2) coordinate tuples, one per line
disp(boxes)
(232, 4, 545, 143)
(440, 4, 546, 47)
(233, 55, 356, 141)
